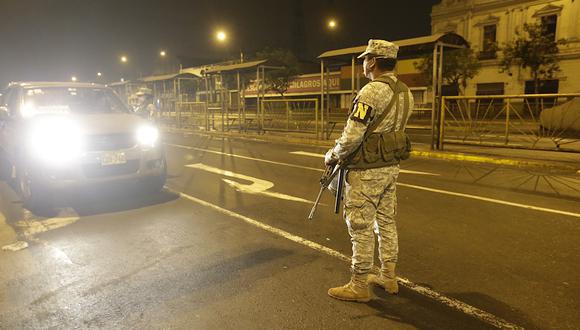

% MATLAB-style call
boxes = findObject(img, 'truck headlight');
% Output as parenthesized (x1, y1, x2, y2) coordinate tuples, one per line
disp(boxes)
(27, 117, 83, 165)
(136, 125, 159, 148)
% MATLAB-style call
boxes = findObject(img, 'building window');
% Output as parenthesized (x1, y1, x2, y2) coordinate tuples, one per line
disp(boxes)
(524, 79, 559, 94)
(442, 84, 459, 96)
(525, 79, 559, 109)
(479, 25, 497, 59)
(477, 83, 504, 96)
(476, 83, 504, 113)
(541, 14, 557, 40)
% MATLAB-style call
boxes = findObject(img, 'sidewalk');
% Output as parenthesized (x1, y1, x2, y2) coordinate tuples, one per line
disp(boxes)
(163, 127, 580, 174)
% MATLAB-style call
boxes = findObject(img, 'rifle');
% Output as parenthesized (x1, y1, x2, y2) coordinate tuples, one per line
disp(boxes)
(308, 162, 346, 220)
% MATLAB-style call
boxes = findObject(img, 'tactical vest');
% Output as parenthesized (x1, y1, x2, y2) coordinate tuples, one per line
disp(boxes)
(346, 75, 412, 170)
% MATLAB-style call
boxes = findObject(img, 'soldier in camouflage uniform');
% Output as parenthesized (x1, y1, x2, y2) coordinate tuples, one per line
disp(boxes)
(325, 39, 414, 302)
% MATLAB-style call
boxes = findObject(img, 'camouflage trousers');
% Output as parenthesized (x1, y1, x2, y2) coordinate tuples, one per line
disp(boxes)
(344, 166, 399, 275)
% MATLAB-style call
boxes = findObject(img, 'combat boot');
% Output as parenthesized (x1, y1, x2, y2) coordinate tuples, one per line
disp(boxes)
(327, 273, 371, 302)
(368, 262, 399, 294)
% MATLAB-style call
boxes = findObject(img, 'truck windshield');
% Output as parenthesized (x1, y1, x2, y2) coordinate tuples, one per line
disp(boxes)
(22, 87, 130, 117)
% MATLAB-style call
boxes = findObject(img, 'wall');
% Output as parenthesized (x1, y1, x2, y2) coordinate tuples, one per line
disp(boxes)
(431, 0, 580, 94)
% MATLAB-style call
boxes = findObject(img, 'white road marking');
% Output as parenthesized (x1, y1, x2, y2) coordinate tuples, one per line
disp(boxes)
(290, 151, 325, 158)
(289, 151, 440, 176)
(398, 182, 580, 219)
(170, 143, 578, 219)
(186, 163, 314, 204)
(168, 143, 320, 171)
(173, 188, 522, 330)
(170, 143, 438, 176)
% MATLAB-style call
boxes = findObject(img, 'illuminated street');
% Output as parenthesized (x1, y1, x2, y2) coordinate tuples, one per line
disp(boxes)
(2, 1, 580, 328)
(1, 132, 578, 329)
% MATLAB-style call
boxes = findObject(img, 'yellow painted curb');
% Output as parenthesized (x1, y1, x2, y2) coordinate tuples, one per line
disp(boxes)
(411, 150, 578, 173)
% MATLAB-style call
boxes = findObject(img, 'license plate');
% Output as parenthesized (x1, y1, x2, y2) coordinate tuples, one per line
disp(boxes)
(101, 152, 126, 166)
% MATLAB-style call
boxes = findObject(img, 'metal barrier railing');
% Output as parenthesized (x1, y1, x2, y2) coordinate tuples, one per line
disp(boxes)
(440, 94, 580, 152)
(261, 98, 319, 135)
(175, 102, 207, 129)
(161, 101, 435, 140)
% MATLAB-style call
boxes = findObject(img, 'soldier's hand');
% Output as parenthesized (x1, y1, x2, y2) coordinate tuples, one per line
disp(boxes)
(324, 149, 338, 166)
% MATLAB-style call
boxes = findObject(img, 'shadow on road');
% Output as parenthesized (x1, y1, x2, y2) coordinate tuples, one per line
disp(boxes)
(364, 286, 535, 329)
(65, 186, 179, 217)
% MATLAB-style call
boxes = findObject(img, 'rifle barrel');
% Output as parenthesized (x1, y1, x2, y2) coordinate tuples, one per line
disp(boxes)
(308, 187, 325, 220)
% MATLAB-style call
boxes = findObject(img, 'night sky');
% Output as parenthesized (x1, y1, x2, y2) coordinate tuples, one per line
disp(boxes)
(0, 0, 440, 86)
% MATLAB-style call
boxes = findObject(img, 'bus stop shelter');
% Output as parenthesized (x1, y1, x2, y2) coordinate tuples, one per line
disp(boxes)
(317, 32, 468, 147)
(202, 59, 283, 132)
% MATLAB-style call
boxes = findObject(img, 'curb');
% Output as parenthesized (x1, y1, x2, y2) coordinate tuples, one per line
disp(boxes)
(410, 150, 579, 174)
(163, 128, 580, 174)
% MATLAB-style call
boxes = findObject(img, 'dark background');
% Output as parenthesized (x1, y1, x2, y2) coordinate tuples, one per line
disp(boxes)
(0, 0, 440, 85)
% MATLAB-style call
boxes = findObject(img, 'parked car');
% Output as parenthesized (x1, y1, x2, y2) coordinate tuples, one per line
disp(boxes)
(539, 97, 580, 136)
(0, 82, 166, 210)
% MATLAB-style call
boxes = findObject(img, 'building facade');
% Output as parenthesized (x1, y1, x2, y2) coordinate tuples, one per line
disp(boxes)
(432, 0, 580, 95)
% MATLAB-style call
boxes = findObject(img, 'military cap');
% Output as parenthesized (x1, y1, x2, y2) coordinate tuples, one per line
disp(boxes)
(357, 39, 399, 59)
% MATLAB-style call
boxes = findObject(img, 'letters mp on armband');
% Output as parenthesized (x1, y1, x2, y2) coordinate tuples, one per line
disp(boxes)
(350, 102, 373, 124)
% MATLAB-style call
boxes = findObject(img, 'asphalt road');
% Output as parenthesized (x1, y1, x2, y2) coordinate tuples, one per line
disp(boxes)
(1, 132, 579, 329)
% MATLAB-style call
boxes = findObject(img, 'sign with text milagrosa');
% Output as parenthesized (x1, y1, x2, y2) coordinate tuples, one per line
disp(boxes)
(245, 73, 341, 96)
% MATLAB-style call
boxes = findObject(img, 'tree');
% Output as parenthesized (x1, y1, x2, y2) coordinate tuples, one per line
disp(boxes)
(499, 23, 567, 94)
(414, 48, 481, 95)
(255, 47, 300, 97)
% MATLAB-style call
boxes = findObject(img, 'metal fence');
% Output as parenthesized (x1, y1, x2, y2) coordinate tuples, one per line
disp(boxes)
(176, 102, 207, 129)
(157, 102, 207, 129)
(261, 98, 319, 135)
(440, 94, 580, 152)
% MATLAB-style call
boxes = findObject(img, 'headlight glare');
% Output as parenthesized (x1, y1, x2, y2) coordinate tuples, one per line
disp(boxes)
(27, 117, 83, 165)
(136, 125, 159, 148)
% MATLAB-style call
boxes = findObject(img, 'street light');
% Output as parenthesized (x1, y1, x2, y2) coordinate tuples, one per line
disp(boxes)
(97, 72, 102, 77)
(216, 30, 227, 42)
(71, 76, 77, 82)
(160, 50, 166, 57)
(213, 29, 244, 62)
(328, 19, 337, 29)
(120, 55, 128, 63)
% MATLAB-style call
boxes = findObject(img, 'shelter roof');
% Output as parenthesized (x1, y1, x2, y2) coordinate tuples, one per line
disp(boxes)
(139, 72, 199, 82)
(317, 33, 468, 61)
(202, 59, 268, 74)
